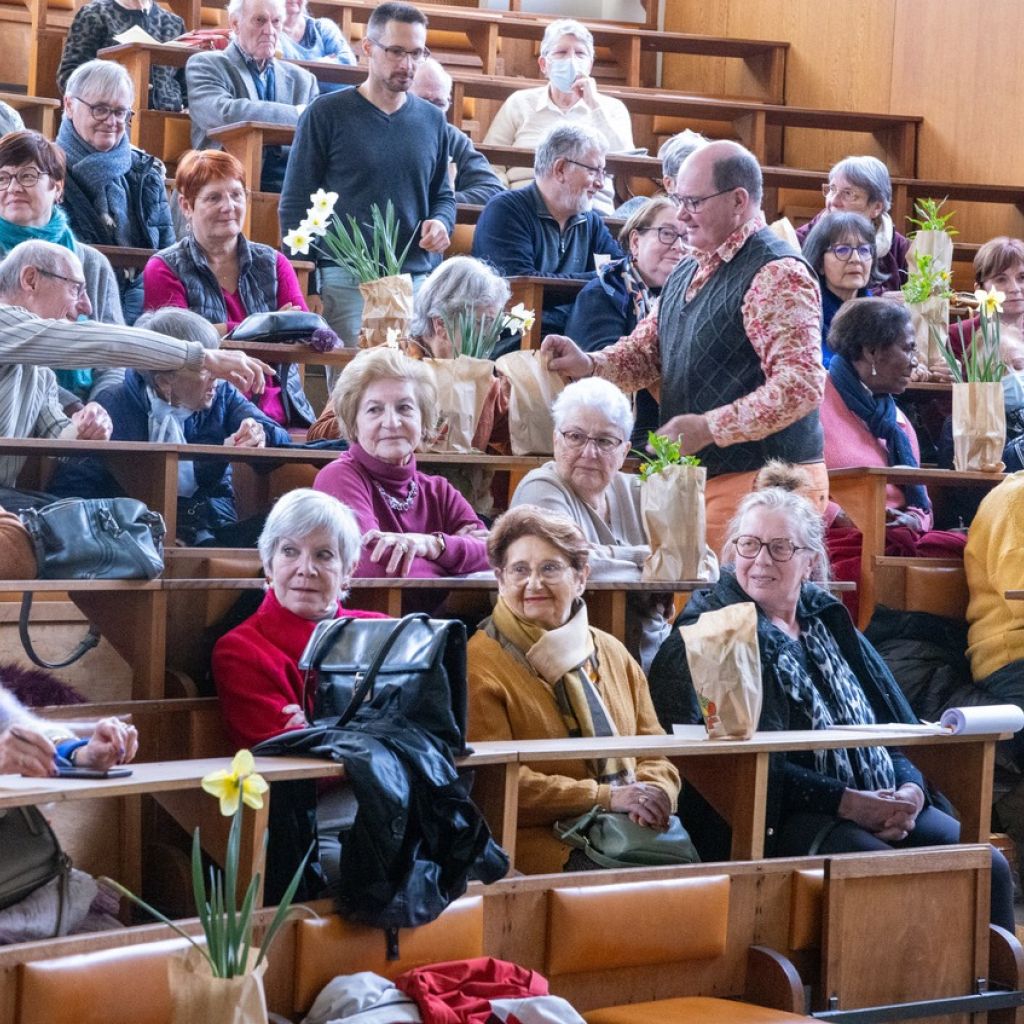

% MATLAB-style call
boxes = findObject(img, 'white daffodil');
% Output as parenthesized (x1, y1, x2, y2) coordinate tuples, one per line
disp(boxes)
(975, 287, 1005, 318)
(507, 303, 536, 332)
(302, 210, 331, 237)
(283, 226, 312, 256)
(310, 189, 339, 214)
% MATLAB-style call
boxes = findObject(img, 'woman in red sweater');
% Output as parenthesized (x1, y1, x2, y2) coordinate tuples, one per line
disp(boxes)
(821, 298, 966, 617)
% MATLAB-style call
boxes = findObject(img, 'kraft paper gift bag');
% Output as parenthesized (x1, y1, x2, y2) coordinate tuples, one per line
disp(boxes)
(496, 350, 565, 455)
(640, 463, 709, 582)
(680, 602, 762, 740)
(168, 946, 268, 1024)
(425, 356, 495, 453)
(357, 274, 413, 349)
(952, 380, 1005, 472)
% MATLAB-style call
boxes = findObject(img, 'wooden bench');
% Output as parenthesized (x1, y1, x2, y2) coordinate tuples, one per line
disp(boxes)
(0, 90, 59, 136)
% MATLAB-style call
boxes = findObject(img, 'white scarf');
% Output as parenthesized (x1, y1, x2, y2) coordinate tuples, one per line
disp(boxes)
(874, 213, 894, 260)
(147, 389, 198, 498)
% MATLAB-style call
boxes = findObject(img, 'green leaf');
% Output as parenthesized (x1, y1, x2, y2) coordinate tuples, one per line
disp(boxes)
(255, 840, 316, 970)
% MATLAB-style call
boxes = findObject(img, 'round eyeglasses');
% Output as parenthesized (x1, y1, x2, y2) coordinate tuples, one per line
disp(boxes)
(502, 561, 572, 584)
(733, 535, 809, 562)
(0, 169, 49, 191)
(827, 243, 873, 262)
(71, 97, 134, 124)
(637, 225, 686, 245)
(559, 429, 625, 453)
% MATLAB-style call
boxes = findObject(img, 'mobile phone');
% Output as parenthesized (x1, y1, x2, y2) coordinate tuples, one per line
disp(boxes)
(56, 766, 133, 779)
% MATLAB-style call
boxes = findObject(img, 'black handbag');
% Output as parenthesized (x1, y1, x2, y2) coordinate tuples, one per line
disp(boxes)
(0, 806, 71, 935)
(225, 310, 337, 346)
(18, 497, 166, 669)
(299, 613, 469, 755)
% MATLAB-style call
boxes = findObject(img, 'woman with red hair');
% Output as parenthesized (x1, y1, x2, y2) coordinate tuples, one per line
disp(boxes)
(143, 149, 313, 427)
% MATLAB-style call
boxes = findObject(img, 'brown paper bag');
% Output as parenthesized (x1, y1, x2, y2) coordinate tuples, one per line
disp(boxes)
(168, 946, 268, 1024)
(640, 463, 708, 581)
(952, 381, 1006, 472)
(679, 602, 762, 740)
(907, 229, 954, 275)
(495, 350, 565, 455)
(909, 295, 950, 372)
(425, 356, 495, 452)
(357, 274, 414, 349)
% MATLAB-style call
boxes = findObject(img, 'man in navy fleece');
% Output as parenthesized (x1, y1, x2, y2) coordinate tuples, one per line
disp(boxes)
(472, 123, 622, 337)
(279, 1, 454, 357)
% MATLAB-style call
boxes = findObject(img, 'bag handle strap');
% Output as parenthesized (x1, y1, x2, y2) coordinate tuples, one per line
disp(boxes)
(334, 612, 432, 728)
(19, 594, 101, 670)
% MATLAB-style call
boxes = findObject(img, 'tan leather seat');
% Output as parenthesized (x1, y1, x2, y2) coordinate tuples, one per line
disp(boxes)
(585, 996, 815, 1024)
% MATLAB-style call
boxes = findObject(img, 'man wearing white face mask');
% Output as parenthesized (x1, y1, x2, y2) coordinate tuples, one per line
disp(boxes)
(483, 18, 633, 216)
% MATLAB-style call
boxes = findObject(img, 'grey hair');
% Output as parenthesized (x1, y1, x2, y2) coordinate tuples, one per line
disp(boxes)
(228, 0, 284, 22)
(0, 240, 78, 298)
(540, 18, 594, 58)
(258, 488, 363, 584)
(416, 57, 451, 91)
(829, 156, 892, 214)
(551, 378, 634, 442)
(722, 487, 830, 582)
(658, 130, 709, 181)
(535, 123, 606, 178)
(801, 211, 885, 288)
(65, 59, 135, 106)
(408, 256, 511, 339)
(133, 308, 220, 387)
(710, 145, 763, 205)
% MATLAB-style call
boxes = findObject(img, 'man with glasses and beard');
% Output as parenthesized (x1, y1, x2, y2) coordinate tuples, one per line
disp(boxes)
(279, 1, 454, 357)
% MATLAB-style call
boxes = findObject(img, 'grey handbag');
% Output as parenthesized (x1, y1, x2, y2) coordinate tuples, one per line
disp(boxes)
(18, 497, 166, 668)
(0, 806, 71, 935)
(554, 805, 700, 869)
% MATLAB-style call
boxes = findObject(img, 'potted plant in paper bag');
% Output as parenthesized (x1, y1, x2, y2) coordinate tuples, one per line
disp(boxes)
(938, 287, 1007, 472)
(634, 432, 710, 581)
(103, 750, 313, 1024)
(284, 191, 415, 348)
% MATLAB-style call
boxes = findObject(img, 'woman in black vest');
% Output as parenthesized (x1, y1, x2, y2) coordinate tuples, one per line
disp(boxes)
(143, 149, 314, 429)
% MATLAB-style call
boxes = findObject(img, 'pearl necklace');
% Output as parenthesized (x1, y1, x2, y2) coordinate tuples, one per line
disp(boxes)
(375, 478, 419, 513)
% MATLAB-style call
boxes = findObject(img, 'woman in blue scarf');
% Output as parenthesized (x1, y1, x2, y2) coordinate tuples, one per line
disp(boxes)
(820, 298, 966, 618)
(57, 60, 174, 325)
(0, 128, 124, 404)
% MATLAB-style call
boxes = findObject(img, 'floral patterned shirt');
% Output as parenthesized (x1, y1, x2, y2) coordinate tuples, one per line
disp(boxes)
(593, 215, 824, 447)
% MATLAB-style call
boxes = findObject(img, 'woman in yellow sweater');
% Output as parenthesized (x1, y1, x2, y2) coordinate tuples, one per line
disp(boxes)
(467, 504, 680, 873)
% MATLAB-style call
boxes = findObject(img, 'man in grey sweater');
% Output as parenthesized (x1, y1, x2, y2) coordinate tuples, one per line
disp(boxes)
(279, 1, 455, 354)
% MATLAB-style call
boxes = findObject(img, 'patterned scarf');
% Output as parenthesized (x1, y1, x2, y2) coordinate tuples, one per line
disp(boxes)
(57, 117, 133, 247)
(775, 617, 895, 790)
(489, 597, 634, 786)
(619, 257, 653, 324)
(829, 353, 930, 511)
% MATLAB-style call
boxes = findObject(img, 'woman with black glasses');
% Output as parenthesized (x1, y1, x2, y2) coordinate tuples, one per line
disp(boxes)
(647, 485, 1015, 931)
(565, 198, 685, 443)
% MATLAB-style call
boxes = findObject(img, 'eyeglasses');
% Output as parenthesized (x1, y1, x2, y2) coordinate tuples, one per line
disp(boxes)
(827, 243, 873, 262)
(195, 188, 249, 206)
(565, 159, 606, 182)
(821, 183, 869, 204)
(668, 187, 734, 213)
(0, 169, 48, 191)
(733, 535, 810, 563)
(71, 97, 134, 125)
(559, 429, 625, 453)
(366, 37, 431, 63)
(637, 225, 686, 246)
(502, 561, 573, 584)
(36, 269, 88, 299)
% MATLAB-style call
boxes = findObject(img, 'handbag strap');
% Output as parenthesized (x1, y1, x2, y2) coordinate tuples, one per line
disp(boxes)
(19, 593, 101, 670)
(334, 613, 433, 728)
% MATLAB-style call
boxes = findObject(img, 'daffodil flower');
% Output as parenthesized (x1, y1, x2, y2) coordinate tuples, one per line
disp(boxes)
(975, 287, 1005, 318)
(283, 226, 312, 256)
(385, 326, 401, 348)
(310, 189, 339, 215)
(302, 210, 331, 238)
(202, 750, 269, 817)
(507, 303, 536, 332)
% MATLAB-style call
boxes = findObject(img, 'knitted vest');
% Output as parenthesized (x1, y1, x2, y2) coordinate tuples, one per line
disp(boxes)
(155, 232, 279, 323)
(658, 227, 823, 477)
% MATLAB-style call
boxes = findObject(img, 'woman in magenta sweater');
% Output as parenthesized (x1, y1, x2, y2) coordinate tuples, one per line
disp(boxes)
(821, 298, 966, 616)
(313, 347, 490, 578)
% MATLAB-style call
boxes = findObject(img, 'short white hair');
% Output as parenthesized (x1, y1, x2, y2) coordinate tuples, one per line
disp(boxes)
(65, 59, 135, 105)
(257, 489, 362, 582)
(534, 123, 606, 178)
(228, 0, 284, 23)
(540, 19, 594, 59)
(0, 240, 79, 298)
(552, 378, 634, 442)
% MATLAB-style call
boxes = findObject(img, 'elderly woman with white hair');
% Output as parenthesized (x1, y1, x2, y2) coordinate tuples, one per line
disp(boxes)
(212, 487, 387, 881)
(615, 128, 709, 218)
(511, 377, 716, 669)
(313, 346, 490, 578)
(647, 485, 1015, 930)
(482, 17, 634, 215)
(58, 60, 175, 323)
(796, 155, 908, 293)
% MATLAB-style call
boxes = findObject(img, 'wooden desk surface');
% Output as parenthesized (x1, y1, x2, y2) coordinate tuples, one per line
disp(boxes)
(829, 465, 1005, 486)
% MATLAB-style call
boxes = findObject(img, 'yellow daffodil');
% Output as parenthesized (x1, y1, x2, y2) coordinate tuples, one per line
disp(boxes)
(310, 189, 339, 214)
(507, 303, 536, 332)
(939, 270, 951, 284)
(201, 750, 269, 817)
(975, 286, 1005, 318)
(283, 226, 312, 256)
(302, 210, 331, 238)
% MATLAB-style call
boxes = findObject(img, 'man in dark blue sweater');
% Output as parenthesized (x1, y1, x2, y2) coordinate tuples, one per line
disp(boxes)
(279, 1, 455, 358)
(472, 123, 622, 336)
